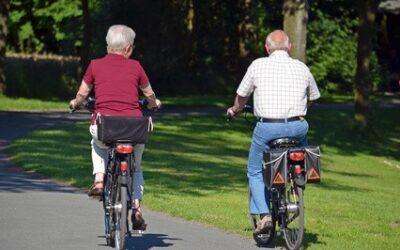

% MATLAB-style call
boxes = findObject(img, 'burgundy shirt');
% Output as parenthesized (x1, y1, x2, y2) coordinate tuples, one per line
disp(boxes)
(83, 53, 149, 123)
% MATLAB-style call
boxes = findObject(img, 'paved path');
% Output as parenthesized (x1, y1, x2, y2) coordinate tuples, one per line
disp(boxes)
(0, 110, 278, 250)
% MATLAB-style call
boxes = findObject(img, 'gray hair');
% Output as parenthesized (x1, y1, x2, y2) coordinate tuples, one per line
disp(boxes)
(106, 25, 136, 52)
(265, 30, 290, 52)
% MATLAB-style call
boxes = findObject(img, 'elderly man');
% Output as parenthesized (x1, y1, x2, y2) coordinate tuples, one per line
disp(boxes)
(227, 30, 320, 233)
(70, 24, 160, 230)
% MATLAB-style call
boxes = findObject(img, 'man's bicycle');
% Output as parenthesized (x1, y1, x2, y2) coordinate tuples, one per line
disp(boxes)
(71, 97, 153, 250)
(229, 105, 321, 250)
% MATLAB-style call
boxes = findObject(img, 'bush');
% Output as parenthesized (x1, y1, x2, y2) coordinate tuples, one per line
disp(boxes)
(4, 53, 80, 100)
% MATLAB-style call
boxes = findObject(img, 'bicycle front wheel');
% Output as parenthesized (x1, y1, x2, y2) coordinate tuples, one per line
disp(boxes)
(115, 185, 128, 250)
(282, 186, 304, 250)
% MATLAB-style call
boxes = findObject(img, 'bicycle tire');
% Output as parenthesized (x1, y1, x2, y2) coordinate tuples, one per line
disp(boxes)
(115, 185, 128, 250)
(103, 173, 115, 247)
(282, 186, 304, 250)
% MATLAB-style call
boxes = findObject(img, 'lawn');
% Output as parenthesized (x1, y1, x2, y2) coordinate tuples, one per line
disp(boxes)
(1, 93, 399, 111)
(6, 107, 400, 249)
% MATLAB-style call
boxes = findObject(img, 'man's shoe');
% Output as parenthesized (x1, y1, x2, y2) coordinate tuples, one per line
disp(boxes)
(131, 209, 147, 231)
(255, 215, 273, 234)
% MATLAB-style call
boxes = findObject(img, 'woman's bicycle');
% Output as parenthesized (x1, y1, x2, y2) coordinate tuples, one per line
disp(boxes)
(71, 97, 154, 250)
(229, 105, 321, 250)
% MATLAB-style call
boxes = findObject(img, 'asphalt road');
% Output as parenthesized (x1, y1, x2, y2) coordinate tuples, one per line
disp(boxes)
(0, 110, 278, 250)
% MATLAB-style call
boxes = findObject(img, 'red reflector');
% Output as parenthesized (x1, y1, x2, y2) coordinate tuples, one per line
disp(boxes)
(308, 167, 320, 180)
(273, 172, 285, 185)
(120, 161, 128, 172)
(116, 144, 133, 154)
(294, 165, 302, 175)
(290, 152, 305, 161)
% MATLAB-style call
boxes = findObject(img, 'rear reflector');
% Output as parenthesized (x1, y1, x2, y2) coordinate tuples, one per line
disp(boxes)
(120, 161, 128, 172)
(294, 165, 302, 175)
(116, 144, 133, 154)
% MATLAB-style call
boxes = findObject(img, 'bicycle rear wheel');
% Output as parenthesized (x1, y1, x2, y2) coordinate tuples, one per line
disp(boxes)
(103, 173, 115, 247)
(282, 186, 304, 250)
(115, 185, 128, 250)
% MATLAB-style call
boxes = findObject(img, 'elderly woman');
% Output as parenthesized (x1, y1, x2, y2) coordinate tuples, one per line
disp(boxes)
(70, 24, 160, 230)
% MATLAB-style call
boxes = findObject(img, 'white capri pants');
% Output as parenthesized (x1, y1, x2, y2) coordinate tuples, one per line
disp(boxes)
(89, 125, 144, 200)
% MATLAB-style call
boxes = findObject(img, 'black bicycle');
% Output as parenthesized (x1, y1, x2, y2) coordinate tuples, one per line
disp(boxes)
(229, 105, 321, 250)
(71, 97, 153, 250)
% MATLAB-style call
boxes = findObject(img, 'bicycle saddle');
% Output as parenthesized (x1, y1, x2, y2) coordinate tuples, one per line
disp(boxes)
(268, 137, 299, 149)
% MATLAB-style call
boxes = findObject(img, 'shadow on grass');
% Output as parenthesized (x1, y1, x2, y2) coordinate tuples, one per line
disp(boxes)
(307, 108, 400, 161)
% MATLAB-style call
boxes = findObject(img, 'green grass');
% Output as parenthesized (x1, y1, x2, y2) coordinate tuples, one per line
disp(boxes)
(6, 108, 400, 249)
(0, 95, 67, 111)
(1, 93, 398, 111)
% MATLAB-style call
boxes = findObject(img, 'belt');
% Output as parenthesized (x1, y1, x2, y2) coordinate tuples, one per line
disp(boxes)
(257, 116, 303, 123)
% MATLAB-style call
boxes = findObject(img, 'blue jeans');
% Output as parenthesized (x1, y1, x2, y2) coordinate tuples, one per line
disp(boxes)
(248, 120, 309, 214)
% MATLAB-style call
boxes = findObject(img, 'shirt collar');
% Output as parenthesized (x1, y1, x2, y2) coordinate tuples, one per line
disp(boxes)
(269, 50, 289, 57)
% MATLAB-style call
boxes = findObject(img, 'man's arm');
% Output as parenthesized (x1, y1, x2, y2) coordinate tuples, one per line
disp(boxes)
(227, 94, 250, 116)
(70, 80, 92, 108)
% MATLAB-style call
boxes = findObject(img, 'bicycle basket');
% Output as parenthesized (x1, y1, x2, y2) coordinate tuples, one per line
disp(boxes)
(304, 146, 321, 183)
(96, 114, 152, 144)
(263, 148, 288, 188)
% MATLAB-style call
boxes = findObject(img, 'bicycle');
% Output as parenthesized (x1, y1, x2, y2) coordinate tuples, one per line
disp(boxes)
(71, 97, 154, 250)
(229, 105, 321, 250)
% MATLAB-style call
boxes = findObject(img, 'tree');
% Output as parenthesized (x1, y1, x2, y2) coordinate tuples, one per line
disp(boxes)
(283, 0, 309, 62)
(80, 0, 91, 74)
(354, 0, 379, 127)
(0, 0, 9, 94)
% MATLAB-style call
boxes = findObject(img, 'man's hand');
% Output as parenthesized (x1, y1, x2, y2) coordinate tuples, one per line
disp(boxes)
(226, 106, 240, 118)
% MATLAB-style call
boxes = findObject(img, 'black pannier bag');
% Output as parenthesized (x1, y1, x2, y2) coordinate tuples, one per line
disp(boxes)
(263, 149, 288, 188)
(304, 146, 321, 183)
(96, 114, 152, 144)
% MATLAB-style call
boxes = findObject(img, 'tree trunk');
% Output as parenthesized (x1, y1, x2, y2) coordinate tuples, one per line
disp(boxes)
(282, 0, 309, 62)
(0, 0, 9, 94)
(80, 0, 91, 75)
(354, 0, 378, 127)
(185, 0, 194, 33)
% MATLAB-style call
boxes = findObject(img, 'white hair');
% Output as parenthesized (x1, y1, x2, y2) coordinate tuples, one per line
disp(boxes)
(265, 30, 290, 52)
(106, 25, 136, 52)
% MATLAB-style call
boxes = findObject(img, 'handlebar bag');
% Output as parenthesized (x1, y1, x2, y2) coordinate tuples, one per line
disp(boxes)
(96, 114, 153, 144)
(263, 149, 288, 188)
(304, 146, 321, 183)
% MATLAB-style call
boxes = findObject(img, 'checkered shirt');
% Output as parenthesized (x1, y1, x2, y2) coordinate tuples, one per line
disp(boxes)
(237, 51, 320, 119)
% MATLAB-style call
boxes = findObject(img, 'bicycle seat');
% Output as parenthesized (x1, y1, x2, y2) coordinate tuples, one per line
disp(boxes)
(268, 137, 299, 149)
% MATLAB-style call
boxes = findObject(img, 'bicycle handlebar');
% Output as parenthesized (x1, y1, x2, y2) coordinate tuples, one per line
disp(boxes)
(70, 97, 159, 113)
(226, 104, 253, 121)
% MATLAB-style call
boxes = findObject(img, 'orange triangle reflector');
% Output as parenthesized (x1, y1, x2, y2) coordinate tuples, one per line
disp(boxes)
(273, 172, 285, 185)
(308, 167, 320, 180)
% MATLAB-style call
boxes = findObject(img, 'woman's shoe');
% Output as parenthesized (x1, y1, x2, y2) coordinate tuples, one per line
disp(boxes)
(131, 208, 147, 230)
(88, 181, 103, 200)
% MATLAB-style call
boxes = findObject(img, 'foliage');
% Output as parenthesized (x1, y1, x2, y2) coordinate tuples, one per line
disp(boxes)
(8, 0, 82, 54)
(307, 10, 358, 94)
(3, 0, 389, 97)
(7, 109, 400, 249)
(4, 53, 79, 100)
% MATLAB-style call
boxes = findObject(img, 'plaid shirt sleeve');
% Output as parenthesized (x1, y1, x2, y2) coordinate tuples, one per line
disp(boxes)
(307, 71, 320, 101)
(236, 63, 255, 97)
